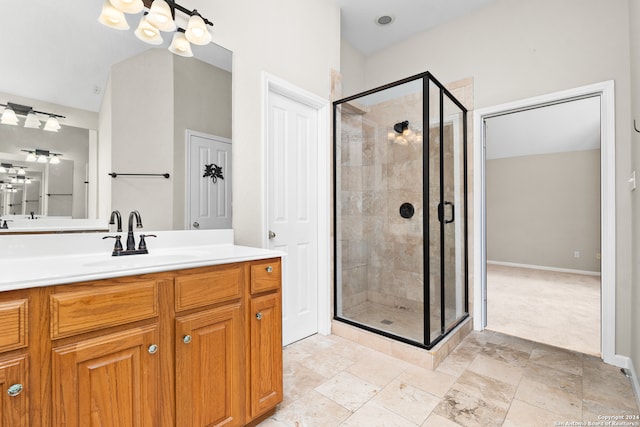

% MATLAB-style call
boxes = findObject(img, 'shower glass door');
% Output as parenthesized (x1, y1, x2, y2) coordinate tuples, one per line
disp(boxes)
(334, 72, 468, 349)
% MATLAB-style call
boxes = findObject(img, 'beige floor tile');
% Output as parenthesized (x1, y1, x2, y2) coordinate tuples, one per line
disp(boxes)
(522, 360, 582, 396)
(467, 354, 524, 386)
(421, 413, 464, 427)
(300, 348, 356, 379)
(432, 388, 507, 427)
(347, 349, 409, 387)
(514, 377, 582, 419)
(480, 342, 530, 367)
(529, 343, 584, 376)
(339, 401, 419, 427)
(281, 361, 327, 407)
(502, 399, 573, 427)
(371, 379, 440, 425)
(435, 348, 478, 378)
(314, 371, 380, 411)
(483, 330, 535, 354)
(268, 390, 351, 427)
(451, 370, 517, 410)
(397, 365, 456, 397)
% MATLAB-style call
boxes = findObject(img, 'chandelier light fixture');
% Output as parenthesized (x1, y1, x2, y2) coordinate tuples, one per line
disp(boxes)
(99, 0, 213, 58)
(0, 103, 65, 132)
(21, 149, 62, 164)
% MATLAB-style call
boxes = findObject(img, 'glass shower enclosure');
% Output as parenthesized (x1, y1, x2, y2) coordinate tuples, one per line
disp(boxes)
(333, 72, 469, 349)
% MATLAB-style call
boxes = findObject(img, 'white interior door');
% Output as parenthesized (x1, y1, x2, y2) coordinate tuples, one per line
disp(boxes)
(187, 131, 232, 230)
(268, 91, 318, 345)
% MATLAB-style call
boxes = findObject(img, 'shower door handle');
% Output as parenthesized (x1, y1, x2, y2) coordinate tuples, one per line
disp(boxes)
(439, 202, 455, 224)
(444, 201, 455, 224)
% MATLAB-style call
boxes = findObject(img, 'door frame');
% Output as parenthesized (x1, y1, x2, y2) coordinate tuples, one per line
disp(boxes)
(473, 80, 620, 366)
(261, 72, 331, 336)
(184, 129, 232, 230)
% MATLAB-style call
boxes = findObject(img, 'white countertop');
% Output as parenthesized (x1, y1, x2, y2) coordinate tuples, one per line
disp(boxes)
(0, 230, 284, 292)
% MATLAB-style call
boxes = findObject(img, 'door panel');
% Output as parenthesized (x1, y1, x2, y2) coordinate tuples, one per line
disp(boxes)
(0, 356, 28, 427)
(188, 132, 232, 230)
(267, 92, 318, 345)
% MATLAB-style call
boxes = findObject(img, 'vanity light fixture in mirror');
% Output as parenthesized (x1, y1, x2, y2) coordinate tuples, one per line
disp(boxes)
(100, 0, 213, 57)
(0, 102, 65, 132)
(21, 149, 62, 164)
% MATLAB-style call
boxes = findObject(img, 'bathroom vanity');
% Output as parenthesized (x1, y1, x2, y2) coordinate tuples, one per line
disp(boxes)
(0, 230, 283, 427)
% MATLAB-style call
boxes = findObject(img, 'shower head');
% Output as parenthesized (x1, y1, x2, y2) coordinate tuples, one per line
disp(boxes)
(394, 121, 409, 134)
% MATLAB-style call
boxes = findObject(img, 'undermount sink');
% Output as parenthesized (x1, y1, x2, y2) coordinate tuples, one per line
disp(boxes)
(83, 253, 204, 269)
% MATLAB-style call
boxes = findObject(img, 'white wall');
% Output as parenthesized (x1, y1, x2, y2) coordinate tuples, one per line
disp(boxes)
(628, 0, 640, 389)
(353, 0, 633, 355)
(340, 40, 366, 98)
(189, 0, 341, 247)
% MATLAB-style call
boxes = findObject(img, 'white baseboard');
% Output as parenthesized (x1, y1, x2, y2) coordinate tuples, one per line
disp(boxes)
(487, 260, 601, 277)
(627, 356, 640, 412)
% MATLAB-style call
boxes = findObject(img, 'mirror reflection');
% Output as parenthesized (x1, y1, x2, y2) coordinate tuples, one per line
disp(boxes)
(0, 0, 232, 232)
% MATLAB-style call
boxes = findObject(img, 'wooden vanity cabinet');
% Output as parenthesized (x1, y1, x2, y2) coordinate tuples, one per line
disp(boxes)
(0, 293, 30, 427)
(246, 259, 283, 423)
(1, 256, 282, 427)
(49, 278, 164, 427)
(174, 263, 245, 427)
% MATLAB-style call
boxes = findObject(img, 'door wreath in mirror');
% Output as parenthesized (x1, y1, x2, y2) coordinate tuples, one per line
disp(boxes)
(203, 163, 224, 183)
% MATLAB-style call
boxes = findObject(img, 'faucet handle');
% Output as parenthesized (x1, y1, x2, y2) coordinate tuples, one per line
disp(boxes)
(138, 234, 157, 251)
(1, 220, 12, 229)
(102, 235, 123, 256)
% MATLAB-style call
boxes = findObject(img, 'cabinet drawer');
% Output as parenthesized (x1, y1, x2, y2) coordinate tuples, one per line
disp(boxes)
(250, 258, 281, 294)
(175, 264, 243, 312)
(50, 281, 159, 339)
(0, 299, 28, 353)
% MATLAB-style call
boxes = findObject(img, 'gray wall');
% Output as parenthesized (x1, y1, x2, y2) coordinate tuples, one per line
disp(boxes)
(172, 56, 232, 230)
(487, 149, 601, 272)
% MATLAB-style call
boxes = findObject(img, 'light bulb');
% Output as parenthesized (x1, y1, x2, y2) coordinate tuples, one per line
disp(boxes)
(135, 15, 163, 45)
(1, 106, 19, 125)
(0, 165, 5, 173)
(185, 12, 211, 45)
(17, 167, 25, 175)
(147, 0, 176, 32)
(37, 155, 48, 164)
(169, 31, 194, 57)
(25, 178, 31, 184)
(49, 155, 61, 165)
(25, 152, 36, 162)
(44, 116, 61, 132)
(98, 0, 130, 30)
(24, 111, 41, 129)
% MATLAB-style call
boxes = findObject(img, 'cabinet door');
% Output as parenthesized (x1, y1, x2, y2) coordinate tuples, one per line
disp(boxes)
(176, 303, 243, 427)
(0, 356, 28, 427)
(249, 292, 283, 419)
(52, 325, 159, 427)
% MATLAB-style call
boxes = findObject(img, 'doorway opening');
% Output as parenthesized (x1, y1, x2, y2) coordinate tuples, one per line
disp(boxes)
(473, 81, 617, 365)
(484, 96, 601, 356)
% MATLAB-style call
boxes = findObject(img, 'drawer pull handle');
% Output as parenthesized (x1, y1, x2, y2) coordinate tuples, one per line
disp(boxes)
(7, 384, 22, 397)
(183, 335, 192, 344)
(256, 312, 263, 320)
(266, 266, 273, 273)
(148, 344, 158, 355)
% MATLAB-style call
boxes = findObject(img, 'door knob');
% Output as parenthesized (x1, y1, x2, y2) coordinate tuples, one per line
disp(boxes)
(268, 230, 276, 239)
(193, 222, 200, 229)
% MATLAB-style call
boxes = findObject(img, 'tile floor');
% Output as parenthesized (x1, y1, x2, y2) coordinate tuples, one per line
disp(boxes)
(258, 330, 639, 427)
(486, 264, 601, 356)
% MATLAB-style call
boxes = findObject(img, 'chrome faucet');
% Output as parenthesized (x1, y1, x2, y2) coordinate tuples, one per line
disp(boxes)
(109, 210, 122, 232)
(126, 210, 143, 251)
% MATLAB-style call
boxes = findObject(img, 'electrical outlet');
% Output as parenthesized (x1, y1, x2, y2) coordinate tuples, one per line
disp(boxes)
(574, 251, 580, 258)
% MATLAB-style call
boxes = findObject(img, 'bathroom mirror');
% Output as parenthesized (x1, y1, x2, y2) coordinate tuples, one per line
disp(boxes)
(0, 0, 232, 231)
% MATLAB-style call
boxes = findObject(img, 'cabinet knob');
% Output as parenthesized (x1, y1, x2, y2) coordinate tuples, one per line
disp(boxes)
(7, 384, 22, 397)
(266, 266, 273, 273)
(183, 335, 192, 344)
(256, 312, 263, 320)
(147, 344, 158, 354)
